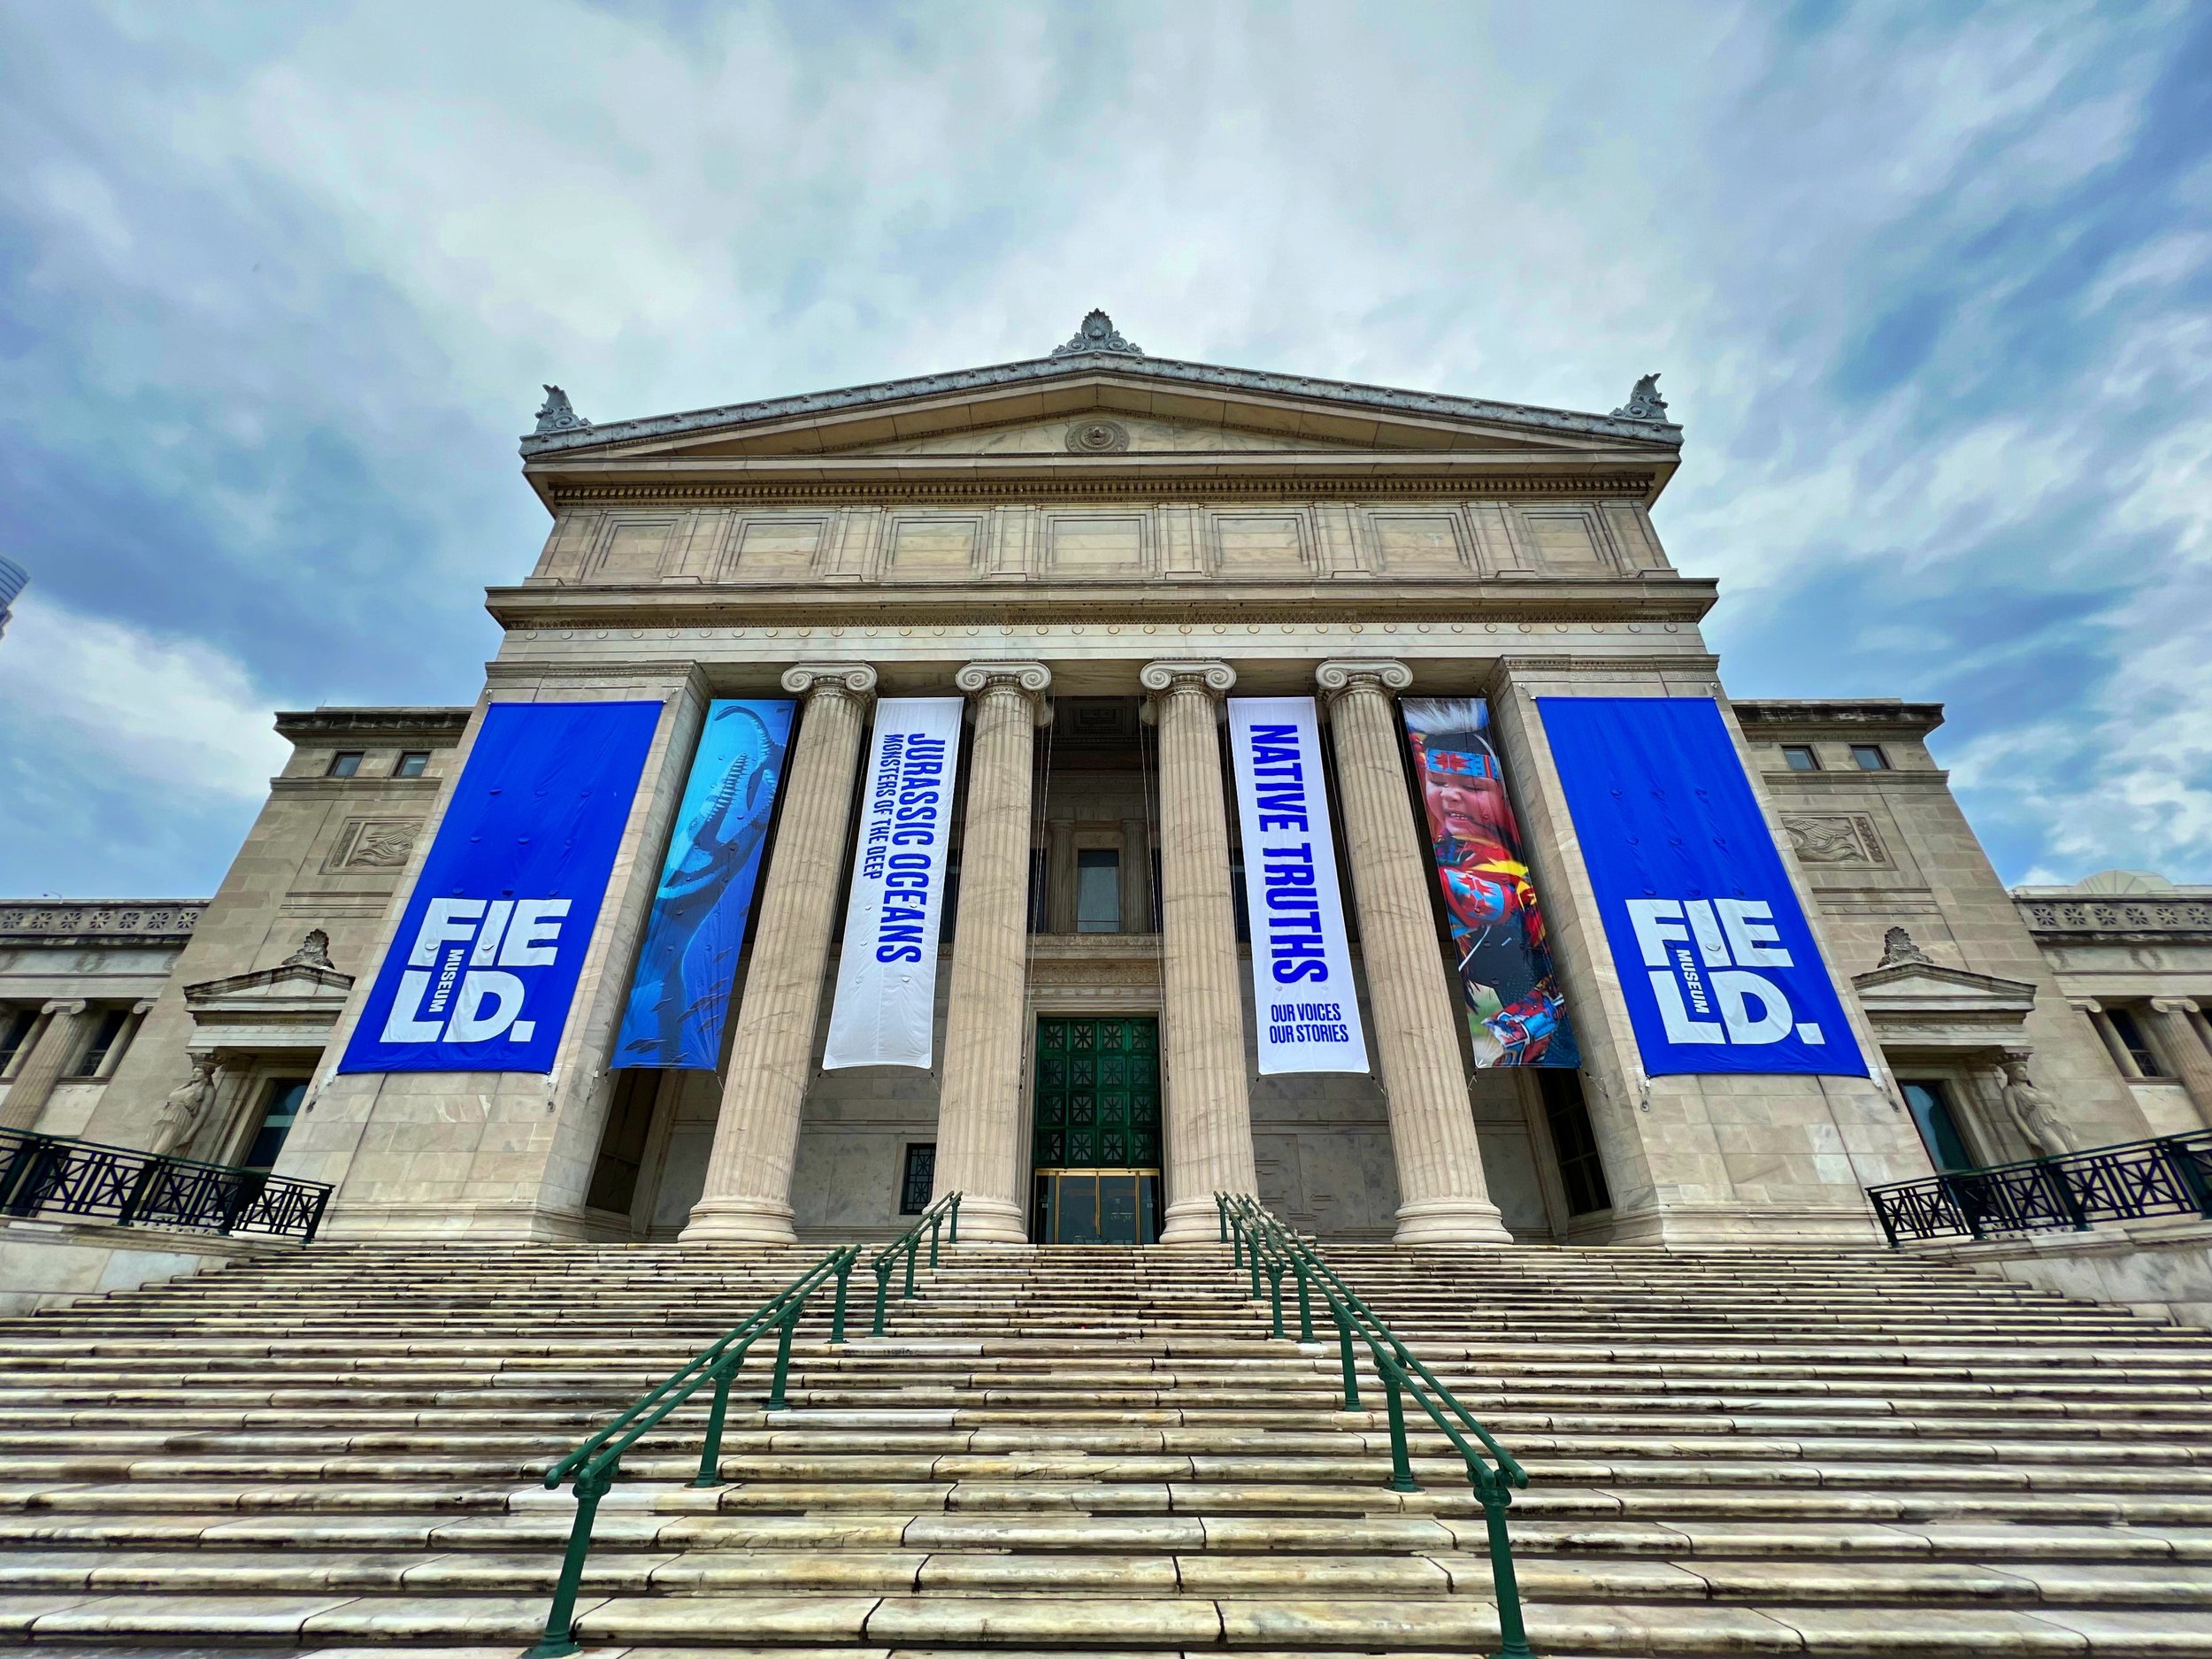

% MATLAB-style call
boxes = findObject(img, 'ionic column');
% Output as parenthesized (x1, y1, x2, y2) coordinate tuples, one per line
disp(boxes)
(1318, 661, 1513, 1245)
(1141, 660, 1257, 1241)
(0, 1001, 88, 1133)
(1121, 815, 1154, 933)
(682, 664, 876, 1242)
(2148, 999, 2212, 1129)
(934, 663, 1051, 1242)
(2072, 998, 2142, 1079)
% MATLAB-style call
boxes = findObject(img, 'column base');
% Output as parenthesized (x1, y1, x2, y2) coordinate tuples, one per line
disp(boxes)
(1159, 1196, 1228, 1246)
(948, 1194, 1029, 1244)
(1392, 1197, 1515, 1247)
(679, 1197, 798, 1245)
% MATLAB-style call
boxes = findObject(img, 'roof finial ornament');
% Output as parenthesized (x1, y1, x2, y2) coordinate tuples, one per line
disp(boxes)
(534, 385, 590, 434)
(1050, 310, 1144, 358)
(1878, 926, 1933, 970)
(1611, 373, 1669, 422)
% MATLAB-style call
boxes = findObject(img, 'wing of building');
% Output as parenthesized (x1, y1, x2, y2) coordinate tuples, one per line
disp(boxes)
(5, 316, 2208, 1249)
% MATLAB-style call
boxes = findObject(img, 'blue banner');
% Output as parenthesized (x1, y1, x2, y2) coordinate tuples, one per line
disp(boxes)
(1539, 696, 1865, 1079)
(613, 699, 795, 1070)
(338, 701, 662, 1075)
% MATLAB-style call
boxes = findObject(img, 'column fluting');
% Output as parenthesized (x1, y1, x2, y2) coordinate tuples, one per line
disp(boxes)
(682, 664, 876, 1243)
(0, 1001, 88, 1133)
(2148, 999, 2212, 1130)
(933, 663, 1050, 1242)
(1141, 660, 1257, 1241)
(1317, 660, 1513, 1245)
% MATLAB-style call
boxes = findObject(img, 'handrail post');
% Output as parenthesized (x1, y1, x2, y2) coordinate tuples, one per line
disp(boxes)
(1246, 1230, 1263, 1300)
(1264, 1256, 1286, 1339)
(903, 1234, 918, 1300)
(830, 1253, 851, 1346)
(1479, 1478, 1536, 1659)
(872, 1260, 892, 1337)
(928, 1212, 942, 1269)
(526, 1460, 615, 1658)
(114, 1153, 167, 1230)
(2158, 1136, 2212, 1217)
(693, 1354, 737, 1486)
(949, 1192, 961, 1243)
(1290, 1256, 1315, 1343)
(1332, 1300, 1362, 1410)
(1379, 1353, 1421, 1494)
(1216, 1192, 1228, 1243)
(766, 1305, 799, 1410)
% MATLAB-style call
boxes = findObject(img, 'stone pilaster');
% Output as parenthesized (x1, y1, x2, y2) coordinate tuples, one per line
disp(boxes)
(1121, 815, 1154, 933)
(1046, 819, 1076, 933)
(1141, 660, 1257, 1241)
(683, 664, 877, 1243)
(933, 663, 1052, 1243)
(0, 1001, 87, 1133)
(2147, 999, 2212, 1129)
(1317, 660, 1512, 1245)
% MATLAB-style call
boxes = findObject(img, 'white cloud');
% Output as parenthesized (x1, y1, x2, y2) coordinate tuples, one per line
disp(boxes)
(0, 595, 288, 801)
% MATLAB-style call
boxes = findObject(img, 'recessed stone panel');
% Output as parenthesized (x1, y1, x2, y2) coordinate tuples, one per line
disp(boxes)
(726, 517, 826, 580)
(884, 516, 983, 580)
(1366, 512, 1468, 574)
(1044, 513, 1148, 578)
(1518, 506, 1614, 573)
(591, 518, 677, 581)
(1211, 513, 1310, 577)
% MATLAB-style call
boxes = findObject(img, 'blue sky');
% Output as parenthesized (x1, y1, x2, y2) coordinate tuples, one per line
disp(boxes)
(0, 2, 2206, 895)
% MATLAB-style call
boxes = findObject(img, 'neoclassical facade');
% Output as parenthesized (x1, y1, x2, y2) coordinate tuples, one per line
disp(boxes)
(5, 319, 2208, 1248)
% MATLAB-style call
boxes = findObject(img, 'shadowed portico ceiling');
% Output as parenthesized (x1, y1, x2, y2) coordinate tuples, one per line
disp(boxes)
(517, 315, 1684, 509)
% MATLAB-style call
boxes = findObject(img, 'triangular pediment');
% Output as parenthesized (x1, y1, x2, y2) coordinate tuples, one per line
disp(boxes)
(519, 344, 1683, 489)
(1853, 959, 2038, 1022)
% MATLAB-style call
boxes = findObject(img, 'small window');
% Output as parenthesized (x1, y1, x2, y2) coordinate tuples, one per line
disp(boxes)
(586, 1070, 660, 1214)
(1538, 1071, 1613, 1216)
(0, 1008, 38, 1075)
(327, 751, 363, 779)
(68, 1008, 133, 1079)
(2108, 1008, 2165, 1077)
(1076, 849, 1122, 934)
(1781, 745, 1820, 772)
(1901, 1079, 1976, 1172)
(394, 751, 429, 779)
(900, 1143, 937, 1215)
(1850, 744, 1890, 771)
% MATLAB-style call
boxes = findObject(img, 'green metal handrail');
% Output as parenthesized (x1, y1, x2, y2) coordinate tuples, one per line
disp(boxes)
(868, 1189, 962, 1334)
(526, 1243, 859, 1657)
(1216, 1192, 1536, 1659)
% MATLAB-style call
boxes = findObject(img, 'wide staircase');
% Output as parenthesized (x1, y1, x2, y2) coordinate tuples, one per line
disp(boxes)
(1, 1239, 2209, 1655)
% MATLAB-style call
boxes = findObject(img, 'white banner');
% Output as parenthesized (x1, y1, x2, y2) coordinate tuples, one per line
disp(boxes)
(822, 697, 964, 1070)
(1228, 697, 1371, 1076)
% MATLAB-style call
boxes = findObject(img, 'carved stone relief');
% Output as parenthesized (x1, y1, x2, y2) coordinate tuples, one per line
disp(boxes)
(325, 818, 423, 873)
(1783, 813, 1890, 866)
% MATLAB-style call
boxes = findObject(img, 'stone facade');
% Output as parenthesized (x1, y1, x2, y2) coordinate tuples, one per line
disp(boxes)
(6, 322, 2200, 1249)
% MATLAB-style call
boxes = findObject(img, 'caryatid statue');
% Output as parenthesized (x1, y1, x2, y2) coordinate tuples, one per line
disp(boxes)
(151, 1057, 218, 1158)
(2001, 1054, 2078, 1158)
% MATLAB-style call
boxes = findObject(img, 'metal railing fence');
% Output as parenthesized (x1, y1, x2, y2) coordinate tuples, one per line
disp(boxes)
(1216, 1193, 1535, 1659)
(526, 1192, 962, 1658)
(0, 1126, 330, 1240)
(1867, 1131, 2212, 1244)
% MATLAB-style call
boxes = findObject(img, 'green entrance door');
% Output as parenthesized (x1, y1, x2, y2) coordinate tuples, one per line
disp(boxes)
(1031, 1015, 1162, 1244)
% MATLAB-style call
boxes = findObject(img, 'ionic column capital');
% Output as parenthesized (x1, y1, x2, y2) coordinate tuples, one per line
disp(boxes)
(38, 999, 87, 1018)
(780, 662, 879, 702)
(2151, 997, 2202, 1018)
(2068, 997, 2106, 1015)
(1315, 658, 1413, 707)
(1139, 659, 1236, 698)
(955, 660, 1053, 725)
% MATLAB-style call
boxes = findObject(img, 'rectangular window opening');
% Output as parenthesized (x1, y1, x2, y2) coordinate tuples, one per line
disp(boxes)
(0, 1008, 36, 1076)
(586, 1070, 660, 1215)
(1537, 1070, 1612, 1217)
(327, 751, 363, 779)
(1075, 849, 1121, 934)
(900, 1142, 937, 1215)
(1850, 745, 1890, 771)
(395, 751, 429, 779)
(1900, 1079, 1976, 1172)
(1781, 745, 1819, 772)
(242, 1079, 311, 1171)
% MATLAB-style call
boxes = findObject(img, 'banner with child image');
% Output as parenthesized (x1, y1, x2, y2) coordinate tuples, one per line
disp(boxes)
(1400, 697, 1578, 1068)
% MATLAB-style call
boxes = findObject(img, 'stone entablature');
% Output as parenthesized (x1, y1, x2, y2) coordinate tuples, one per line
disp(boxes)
(0, 903, 204, 945)
(2017, 897, 2212, 940)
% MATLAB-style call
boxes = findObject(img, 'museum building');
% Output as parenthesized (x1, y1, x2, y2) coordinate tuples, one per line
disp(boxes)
(4, 313, 2210, 1252)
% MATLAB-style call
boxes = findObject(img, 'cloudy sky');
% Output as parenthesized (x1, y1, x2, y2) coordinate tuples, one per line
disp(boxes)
(1, 1, 2206, 897)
